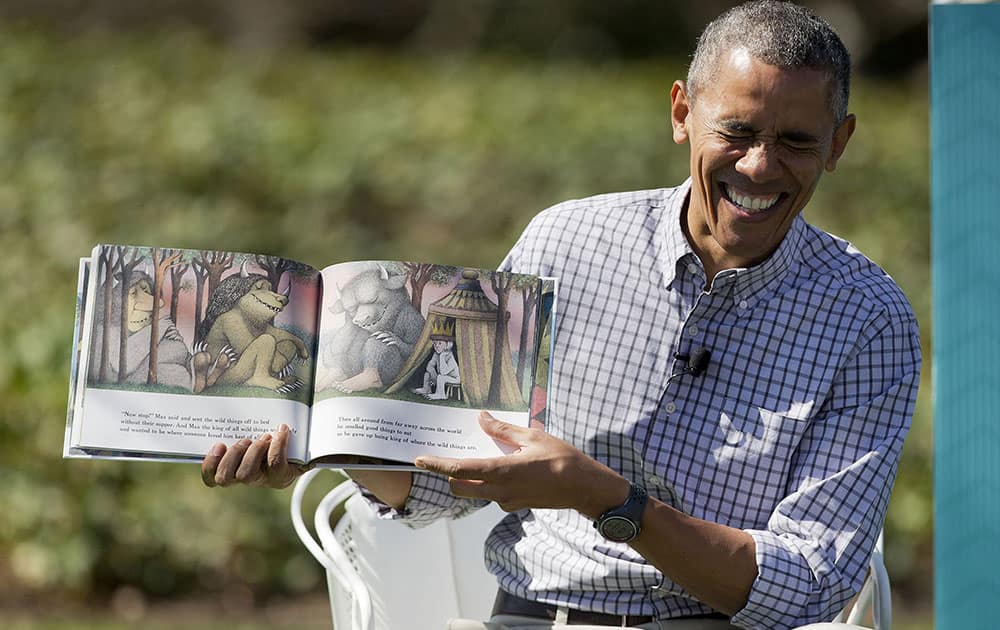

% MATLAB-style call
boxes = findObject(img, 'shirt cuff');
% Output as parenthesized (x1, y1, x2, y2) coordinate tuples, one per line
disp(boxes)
(354, 470, 487, 528)
(730, 529, 850, 629)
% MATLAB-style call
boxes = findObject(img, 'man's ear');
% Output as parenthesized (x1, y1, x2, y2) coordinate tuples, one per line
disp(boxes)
(825, 113, 856, 172)
(670, 80, 691, 145)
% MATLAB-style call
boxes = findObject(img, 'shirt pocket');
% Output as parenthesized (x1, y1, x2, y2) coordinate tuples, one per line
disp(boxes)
(712, 398, 809, 464)
(702, 398, 811, 518)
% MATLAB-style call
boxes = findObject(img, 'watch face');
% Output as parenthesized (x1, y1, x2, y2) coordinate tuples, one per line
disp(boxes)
(599, 515, 638, 542)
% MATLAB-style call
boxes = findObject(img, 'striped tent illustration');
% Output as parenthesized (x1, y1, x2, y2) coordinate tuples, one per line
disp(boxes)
(386, 270, 526, 410)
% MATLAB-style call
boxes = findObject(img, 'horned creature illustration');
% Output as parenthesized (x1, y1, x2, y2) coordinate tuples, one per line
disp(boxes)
(319, 264, 425, 393)
(192, 262, 310, 394)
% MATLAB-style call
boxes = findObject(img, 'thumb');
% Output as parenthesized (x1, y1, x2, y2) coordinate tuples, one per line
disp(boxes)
(478, 411, 530, 446)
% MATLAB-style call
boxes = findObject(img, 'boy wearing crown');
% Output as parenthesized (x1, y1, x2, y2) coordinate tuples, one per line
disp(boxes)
(414, 319, 460, 401)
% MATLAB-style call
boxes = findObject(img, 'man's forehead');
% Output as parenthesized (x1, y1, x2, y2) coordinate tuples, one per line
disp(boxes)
(693, 50, 836, 129)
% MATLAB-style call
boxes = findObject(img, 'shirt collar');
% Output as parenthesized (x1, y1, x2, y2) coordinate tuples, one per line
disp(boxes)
(656, 178, 803, 306)
(658, 179, 697, 288)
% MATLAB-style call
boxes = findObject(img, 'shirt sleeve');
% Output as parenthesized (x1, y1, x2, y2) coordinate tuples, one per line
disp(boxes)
(354, 471, 490, 528)
(731, 309, 921, 629)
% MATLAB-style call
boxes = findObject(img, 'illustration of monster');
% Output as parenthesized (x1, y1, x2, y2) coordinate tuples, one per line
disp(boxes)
(192, 263, 310, 394)
(319, 264, 425, 393)
(91, 270, 192, 388)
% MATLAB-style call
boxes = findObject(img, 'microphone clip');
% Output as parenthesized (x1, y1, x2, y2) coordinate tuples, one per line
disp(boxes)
(674, 347, 712, 377)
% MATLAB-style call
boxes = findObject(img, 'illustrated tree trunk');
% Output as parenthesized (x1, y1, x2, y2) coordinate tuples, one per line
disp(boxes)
(404, 262, 434, 313)
(117, 247, 142, 383)
(516, 282, 539, 386)
(204, 251, 235, 300)
(192, 250, 234, 342)
(147, 249, 182, 385)
(98, 247, 118, 383)
(488, 273, 513, 406)
(191, 255, 210, 340)
(255, 255, 291, 291)
(169, 261, 189, 323)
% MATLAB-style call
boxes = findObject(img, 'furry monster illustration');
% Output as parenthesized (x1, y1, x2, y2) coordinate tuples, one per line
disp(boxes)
(193, 263, 310, 393)
(320, 265, 424, 393)
(92, 270, 192, 388)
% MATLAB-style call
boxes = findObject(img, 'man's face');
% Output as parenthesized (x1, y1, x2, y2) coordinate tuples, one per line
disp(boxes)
(670, 49, 855, 273)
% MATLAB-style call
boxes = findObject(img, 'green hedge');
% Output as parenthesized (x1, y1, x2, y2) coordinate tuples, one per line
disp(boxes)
(0, 27, 931, 606)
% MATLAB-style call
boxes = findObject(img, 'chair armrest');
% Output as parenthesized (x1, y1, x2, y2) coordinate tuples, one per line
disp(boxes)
(290, 469, 373, 630)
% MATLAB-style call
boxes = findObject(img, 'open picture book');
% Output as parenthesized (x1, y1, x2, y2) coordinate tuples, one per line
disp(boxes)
(65, 245, 556, 470)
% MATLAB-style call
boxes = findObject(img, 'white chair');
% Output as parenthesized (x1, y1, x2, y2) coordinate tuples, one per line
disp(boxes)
(291, 469, 891, 630)
(796, 530, 892, 630)
(291, 468, 505, 630)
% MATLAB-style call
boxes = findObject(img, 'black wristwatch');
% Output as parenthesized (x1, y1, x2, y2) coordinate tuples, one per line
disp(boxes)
(594, 482, 648, 543)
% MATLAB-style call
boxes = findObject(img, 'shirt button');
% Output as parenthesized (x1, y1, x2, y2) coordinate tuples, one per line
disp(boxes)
(738, 299, 749, 310)
(687, 325, 699, 337)
(647, 475, 664, 488)
(664, 401, 677, 414)
(686, 262, 700, 275)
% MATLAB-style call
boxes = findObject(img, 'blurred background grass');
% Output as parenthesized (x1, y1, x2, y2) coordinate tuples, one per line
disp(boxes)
(0, 1, 931, 627)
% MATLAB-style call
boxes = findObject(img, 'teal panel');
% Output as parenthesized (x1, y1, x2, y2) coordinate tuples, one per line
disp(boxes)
(932, 4, 1000, 628)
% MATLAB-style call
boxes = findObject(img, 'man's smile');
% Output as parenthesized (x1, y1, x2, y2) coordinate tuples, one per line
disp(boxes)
(719, 182, 785, 215)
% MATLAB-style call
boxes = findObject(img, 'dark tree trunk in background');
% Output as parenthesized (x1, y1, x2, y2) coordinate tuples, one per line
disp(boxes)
(487, 273, 512, 406)
(116, 247, 141, 383)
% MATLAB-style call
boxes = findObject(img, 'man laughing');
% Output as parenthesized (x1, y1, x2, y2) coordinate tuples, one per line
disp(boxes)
(205, 3, 920, 628)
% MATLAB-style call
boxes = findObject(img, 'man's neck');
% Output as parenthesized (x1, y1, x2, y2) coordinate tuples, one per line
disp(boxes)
(679, 196, 774, 290)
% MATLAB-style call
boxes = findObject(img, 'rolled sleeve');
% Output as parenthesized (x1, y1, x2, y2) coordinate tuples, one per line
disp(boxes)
(355, 470, 489, 529)
(732, 314, 920, 629)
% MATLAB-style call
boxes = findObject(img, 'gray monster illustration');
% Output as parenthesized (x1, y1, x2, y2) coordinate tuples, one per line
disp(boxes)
(321, 264, 425, 393)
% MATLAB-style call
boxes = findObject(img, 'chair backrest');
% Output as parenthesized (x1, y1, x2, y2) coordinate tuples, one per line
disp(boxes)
(838, 530, 892, 630)
(291, 468, 504, 630)
(800, 531, 891, 630)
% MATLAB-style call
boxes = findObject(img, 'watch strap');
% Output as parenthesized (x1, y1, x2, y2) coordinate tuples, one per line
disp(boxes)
(594, 481, 648, 542)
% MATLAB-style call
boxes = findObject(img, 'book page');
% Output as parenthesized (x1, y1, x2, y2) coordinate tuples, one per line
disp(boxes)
(69, 245, 320, 462)
(64, 258, 92, 458)
(308, 261, 544, 465)
(75, 390, 310, 461)
(527, 277, 557, 431)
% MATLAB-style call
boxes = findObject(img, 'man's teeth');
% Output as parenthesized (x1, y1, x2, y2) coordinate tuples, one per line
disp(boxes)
(724, 184, 780, 212)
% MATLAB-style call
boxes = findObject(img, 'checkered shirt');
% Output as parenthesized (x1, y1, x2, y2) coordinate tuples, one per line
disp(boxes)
(359, 181, 921, 630)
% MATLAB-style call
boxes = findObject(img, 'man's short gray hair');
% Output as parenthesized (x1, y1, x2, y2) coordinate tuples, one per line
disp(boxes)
(687, 0, 851, 124)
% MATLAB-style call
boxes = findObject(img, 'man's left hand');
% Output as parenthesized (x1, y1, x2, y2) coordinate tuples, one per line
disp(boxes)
(414, 411, 628, 518)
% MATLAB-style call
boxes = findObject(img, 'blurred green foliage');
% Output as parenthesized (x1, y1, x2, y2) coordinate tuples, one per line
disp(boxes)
(0, 25, 930, 610)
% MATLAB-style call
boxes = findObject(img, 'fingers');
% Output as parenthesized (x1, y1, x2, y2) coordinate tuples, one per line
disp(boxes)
(235, 434, 272, 485)
(415, 454, 505, 481)
(212, 438, 253, 487)
(478, 411, 533, 446)
(203, 425, 302, 489)
(266, 424, 302, 487)
(413, 455, 457, 476)
(202, 442, 227, 487)
(414, 413, 535, 479)
(268, 424, 290, 471)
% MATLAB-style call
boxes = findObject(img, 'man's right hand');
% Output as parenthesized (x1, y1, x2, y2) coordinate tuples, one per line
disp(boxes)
(202, 423, 307, 489)
(201, 424, 413, 508)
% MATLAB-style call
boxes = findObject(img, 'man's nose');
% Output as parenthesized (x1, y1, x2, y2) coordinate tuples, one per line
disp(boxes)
(735, 141, 782, 181)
